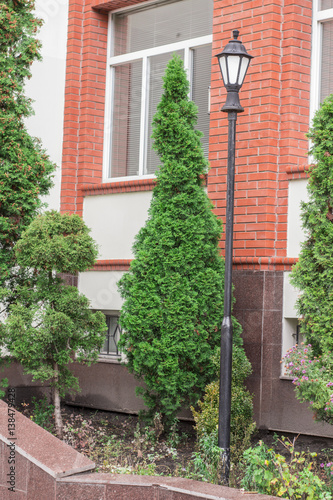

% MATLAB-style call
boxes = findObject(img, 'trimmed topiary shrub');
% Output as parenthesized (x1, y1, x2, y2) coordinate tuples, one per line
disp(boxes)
(118, 54, 243, 427)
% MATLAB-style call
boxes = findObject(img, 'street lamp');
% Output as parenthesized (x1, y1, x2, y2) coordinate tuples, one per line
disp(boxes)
(216, 30, 253, 485)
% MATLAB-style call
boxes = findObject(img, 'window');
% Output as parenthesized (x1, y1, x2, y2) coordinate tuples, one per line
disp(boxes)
(100, 315, 122, 357)
(310, 0, 333, 118)
(103, 0, 213, 180)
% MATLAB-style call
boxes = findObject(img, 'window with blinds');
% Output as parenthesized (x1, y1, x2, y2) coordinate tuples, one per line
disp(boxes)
(320, 0, 333, 10)
(113, 0, 213, 55)
(106, 0, 213, 179)
(321, 20, 333, 102)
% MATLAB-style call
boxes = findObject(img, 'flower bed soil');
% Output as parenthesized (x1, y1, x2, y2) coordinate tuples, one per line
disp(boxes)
(18, 401, 333, 488)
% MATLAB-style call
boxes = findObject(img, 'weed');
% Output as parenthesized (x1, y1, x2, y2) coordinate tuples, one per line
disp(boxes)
(23, 396, 55, 433)
(241, 437, 333, 499)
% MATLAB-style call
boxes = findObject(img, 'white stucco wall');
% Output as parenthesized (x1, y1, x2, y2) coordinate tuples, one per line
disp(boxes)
(284, 178, 309, 319)
(79, 271, 125, 311)
(287, 178, 309, 258)
(283, 271, 299, 318)
(25, 0, 69, 211)
(282, 179, 309, 364)
(83, 191, 153, 260)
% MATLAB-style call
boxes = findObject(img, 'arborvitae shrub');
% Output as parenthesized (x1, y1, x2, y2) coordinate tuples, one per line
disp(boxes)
(0, 0, 55, 393)
(118, 54, 243, 426)
(290, 94, 333, 356)
(0, 0, 55, 299)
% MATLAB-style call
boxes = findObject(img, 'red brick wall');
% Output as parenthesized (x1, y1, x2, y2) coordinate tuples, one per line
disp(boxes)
(61, 0, 109, 215)
(62, 0, 154, 215)
(209, 0, 312, 270)
(61, 0, 312, 265)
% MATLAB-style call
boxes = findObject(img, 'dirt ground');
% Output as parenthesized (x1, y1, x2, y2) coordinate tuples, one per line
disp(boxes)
(60, 404, 333, 478)
(61, 404, 197, 476)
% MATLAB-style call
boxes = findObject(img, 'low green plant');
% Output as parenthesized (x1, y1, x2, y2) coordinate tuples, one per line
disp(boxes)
(29, 396, 54, 432)
(283, 344, 333, 424)
(165, 418, 182, 449)
(0, 377, 8, 399)
(133, 422, 156, 453)
(191, 431, 222, 483)
(63, 413, 97, 453)
(134, 461, 160, 476)
(241, 438, 332, 499)
(191, 344, 255, 483)
(319, 458, 333, 491)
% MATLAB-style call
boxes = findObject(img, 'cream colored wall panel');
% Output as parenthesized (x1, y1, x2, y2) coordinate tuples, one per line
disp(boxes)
(78, 271, 125, 311)
(283, 271, 299, 319)
(83, 191, 153, 260)
(281, 272, 301, 367)
(25, 0, 69, 211)
(287, 179, 309, 258)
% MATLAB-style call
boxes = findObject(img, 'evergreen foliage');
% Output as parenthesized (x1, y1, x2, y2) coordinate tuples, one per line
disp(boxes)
(118, 55, 241, 425)
(1, 212, 107, 437)
(290, 94, 333, 356)
(0, 0, 55, 299)
(191, 346, 255, 467)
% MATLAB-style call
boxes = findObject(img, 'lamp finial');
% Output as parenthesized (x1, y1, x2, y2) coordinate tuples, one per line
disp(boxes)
(233, 29, 239, 40)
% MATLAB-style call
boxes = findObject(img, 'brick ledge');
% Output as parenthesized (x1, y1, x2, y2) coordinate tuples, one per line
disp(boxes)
(82, 178, 156, 196)
(87, 257, 298, 272)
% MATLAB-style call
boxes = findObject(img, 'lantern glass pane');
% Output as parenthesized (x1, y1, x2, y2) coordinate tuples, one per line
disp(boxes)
(238, 56, 250, 86)
(227, 55, 240, 84)
(219, 56, 228, 84)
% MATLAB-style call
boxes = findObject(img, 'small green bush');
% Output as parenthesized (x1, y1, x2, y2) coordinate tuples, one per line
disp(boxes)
(0, 377, 8, 399)
(241, 438, 332, 499)
(191, 344, 255, 480)
(29, 396, 55, 432)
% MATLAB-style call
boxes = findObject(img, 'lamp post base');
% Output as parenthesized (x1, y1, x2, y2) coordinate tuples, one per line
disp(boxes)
(219, 447, 230, 486)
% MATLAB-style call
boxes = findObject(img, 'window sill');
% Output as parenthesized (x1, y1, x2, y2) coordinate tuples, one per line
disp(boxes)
(279, 375, 294, 381)
(98, 355, 122, 364)
(82, 177, 157, 196)
(82, 173, 208, 196)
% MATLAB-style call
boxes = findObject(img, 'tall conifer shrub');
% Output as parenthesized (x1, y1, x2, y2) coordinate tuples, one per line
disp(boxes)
(118, 55, 241, 425)
(291, 94, 333, 356)
(0, 0, 54, 395)
(0, 0, 55, 299)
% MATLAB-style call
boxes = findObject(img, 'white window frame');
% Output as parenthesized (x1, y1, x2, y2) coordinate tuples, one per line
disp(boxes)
(102, 4, 212, 182)
(98, 311, 123, 361)
(310, 0, 333, 123)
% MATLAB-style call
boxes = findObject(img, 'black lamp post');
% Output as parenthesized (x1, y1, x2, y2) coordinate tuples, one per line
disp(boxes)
(215, 30, 253, 485)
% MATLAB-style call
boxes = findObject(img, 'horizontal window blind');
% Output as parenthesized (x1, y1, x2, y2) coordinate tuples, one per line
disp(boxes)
(107, 0, 213, 179)
(146, 50, 184, 175)
(320, 0, 333, 10)
(114, 0, 213, 55)
(110, 61, 142, 178)
(321, 20, 333, 102)
(192, 44, 212, 158)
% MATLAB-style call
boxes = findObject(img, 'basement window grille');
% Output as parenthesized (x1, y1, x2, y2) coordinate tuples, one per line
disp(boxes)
(100, 315, 122, 356)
